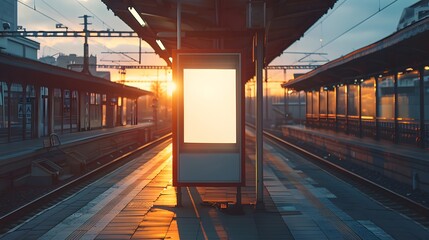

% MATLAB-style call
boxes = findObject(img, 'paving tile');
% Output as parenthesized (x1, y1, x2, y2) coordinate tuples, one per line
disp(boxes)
(95, 234, 132, 239)
(131, 230, 166, 239)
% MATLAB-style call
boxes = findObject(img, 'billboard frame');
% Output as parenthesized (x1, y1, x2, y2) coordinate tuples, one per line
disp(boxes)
(172, 49, 245, 187)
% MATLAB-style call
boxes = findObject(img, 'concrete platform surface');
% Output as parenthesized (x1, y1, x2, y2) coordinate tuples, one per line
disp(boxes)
(1, 135, 428, 239)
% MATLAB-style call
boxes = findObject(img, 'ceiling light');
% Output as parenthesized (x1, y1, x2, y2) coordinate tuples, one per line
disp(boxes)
(128, 7, 146, 27)
(156, 39, 165, 50)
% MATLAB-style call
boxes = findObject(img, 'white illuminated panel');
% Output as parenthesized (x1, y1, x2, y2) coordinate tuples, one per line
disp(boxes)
(183, 69, 236, 143)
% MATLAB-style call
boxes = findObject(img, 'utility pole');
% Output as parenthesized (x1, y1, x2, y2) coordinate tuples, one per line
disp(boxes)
(1, 16, 140, 75)
(80, 15, 91, 74)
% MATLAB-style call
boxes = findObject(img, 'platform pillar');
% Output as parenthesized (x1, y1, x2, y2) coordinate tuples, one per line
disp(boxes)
(255, 29, 265, 209)
(394, 72, 398, 144)
(419, 67, 425, 148)
(375, 76, 380, 140)
(48, 87, 54, 135)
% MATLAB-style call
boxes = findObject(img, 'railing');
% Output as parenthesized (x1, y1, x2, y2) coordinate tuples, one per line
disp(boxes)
(378, 120, 395, 142)
(336, 117, 347, 132)
(305, 117, 318, 128)
(347, 117, 360, 137)
(319, 116, 329, 130)
(362, 119, 376, 139)
(327, 117, 336, 130)
(425, 124, 429, 149)
(304, 116, 428, 149)
(397, 121, 420, 146)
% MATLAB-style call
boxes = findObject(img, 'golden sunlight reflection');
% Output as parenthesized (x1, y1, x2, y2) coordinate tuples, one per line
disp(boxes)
(167, 81, 176, 96)
(183, 69, 236, 143)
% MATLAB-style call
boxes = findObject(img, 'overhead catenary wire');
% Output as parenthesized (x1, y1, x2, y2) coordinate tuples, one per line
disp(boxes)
(305, 0, 350, 35)
(18, 0, 61, 24)
(73, 0, 114, 30)
(18, 0, 137, 63)
(295, 0, 399, 63)
(39, 0, 78, 29)
(71, 0, 138, 63)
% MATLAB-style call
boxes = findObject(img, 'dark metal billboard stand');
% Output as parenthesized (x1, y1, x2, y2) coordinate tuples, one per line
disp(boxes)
(176, 187, 182, 207)
(234, 186, 243, 212)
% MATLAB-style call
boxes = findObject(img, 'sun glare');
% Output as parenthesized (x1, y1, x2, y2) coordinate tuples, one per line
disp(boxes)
(167, 81, 176, 96)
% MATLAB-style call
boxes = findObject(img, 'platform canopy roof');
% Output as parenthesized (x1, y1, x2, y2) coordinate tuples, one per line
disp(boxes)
(0, 53, 150, 98)
(282, 17, 429, 91)
(101, 0, 337, 81)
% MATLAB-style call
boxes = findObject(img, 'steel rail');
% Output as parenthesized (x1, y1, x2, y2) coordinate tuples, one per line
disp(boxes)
(261, 129, 429, 217)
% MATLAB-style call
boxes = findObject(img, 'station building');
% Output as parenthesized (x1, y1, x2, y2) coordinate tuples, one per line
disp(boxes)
(0, 1, 152, 144)
(0, 52, 151, 144)
(282, 16, 429, 150)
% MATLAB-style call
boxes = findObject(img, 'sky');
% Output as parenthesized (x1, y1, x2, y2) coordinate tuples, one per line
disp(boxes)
(17, 0, 419, 87)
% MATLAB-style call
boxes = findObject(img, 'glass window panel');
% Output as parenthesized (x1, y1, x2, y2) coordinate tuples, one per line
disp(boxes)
(90, 93, 96, 105)
(320, 88, 327, 115)
(328, 89, 336, 115)
(348, 84, 359, 116)
(306, 91, 312, 115)
(11, 83, 23, 140)
(361, 78, 375, 117)
(425, 69, 429, 121)
(96, 93, 101, 105)
(337, 86, 346, 115)
(377, 75, 395, 119)
(25, 85, 35, 139)
(53, 89, 63, 132)
(398, 70, 420, 120)
(312, 91, 319, 115)
(0, 82, 6, 130)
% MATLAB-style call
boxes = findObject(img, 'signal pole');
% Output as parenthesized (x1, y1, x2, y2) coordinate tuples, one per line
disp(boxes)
(80, 15, 91, 74)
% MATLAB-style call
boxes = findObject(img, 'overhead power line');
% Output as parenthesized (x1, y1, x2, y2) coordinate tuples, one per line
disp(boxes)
(40, 0, 76, 29)
(18, 0, 61, 24)
(17, 1, 137, 63)
(74, 0, 114, 30)
(321, 0, 398, 50)
(296, 0, 399, 63)
(306, 0, 350, 34)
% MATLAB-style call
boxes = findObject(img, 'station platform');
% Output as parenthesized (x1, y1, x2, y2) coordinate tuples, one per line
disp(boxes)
(0, 123, 153, 161)
(281, 124, 429, 162)
(1, 132, 428, 239)
(281, 124, 429, 193)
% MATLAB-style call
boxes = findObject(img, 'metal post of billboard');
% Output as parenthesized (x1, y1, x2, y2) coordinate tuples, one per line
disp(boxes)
(176, 0, 183, 208)
(255, 29, 265, 209)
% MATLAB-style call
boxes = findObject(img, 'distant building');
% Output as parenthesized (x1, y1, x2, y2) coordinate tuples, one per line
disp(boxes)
(0, 0, 40, 59)
(39, 54, 111, 80)
(397, 0, 429, 30)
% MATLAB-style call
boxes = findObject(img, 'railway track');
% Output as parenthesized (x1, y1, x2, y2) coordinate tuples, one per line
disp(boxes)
(0, 132, 171, 234)
(2, 125, 428, 235)
(262, 129, 429, 229)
